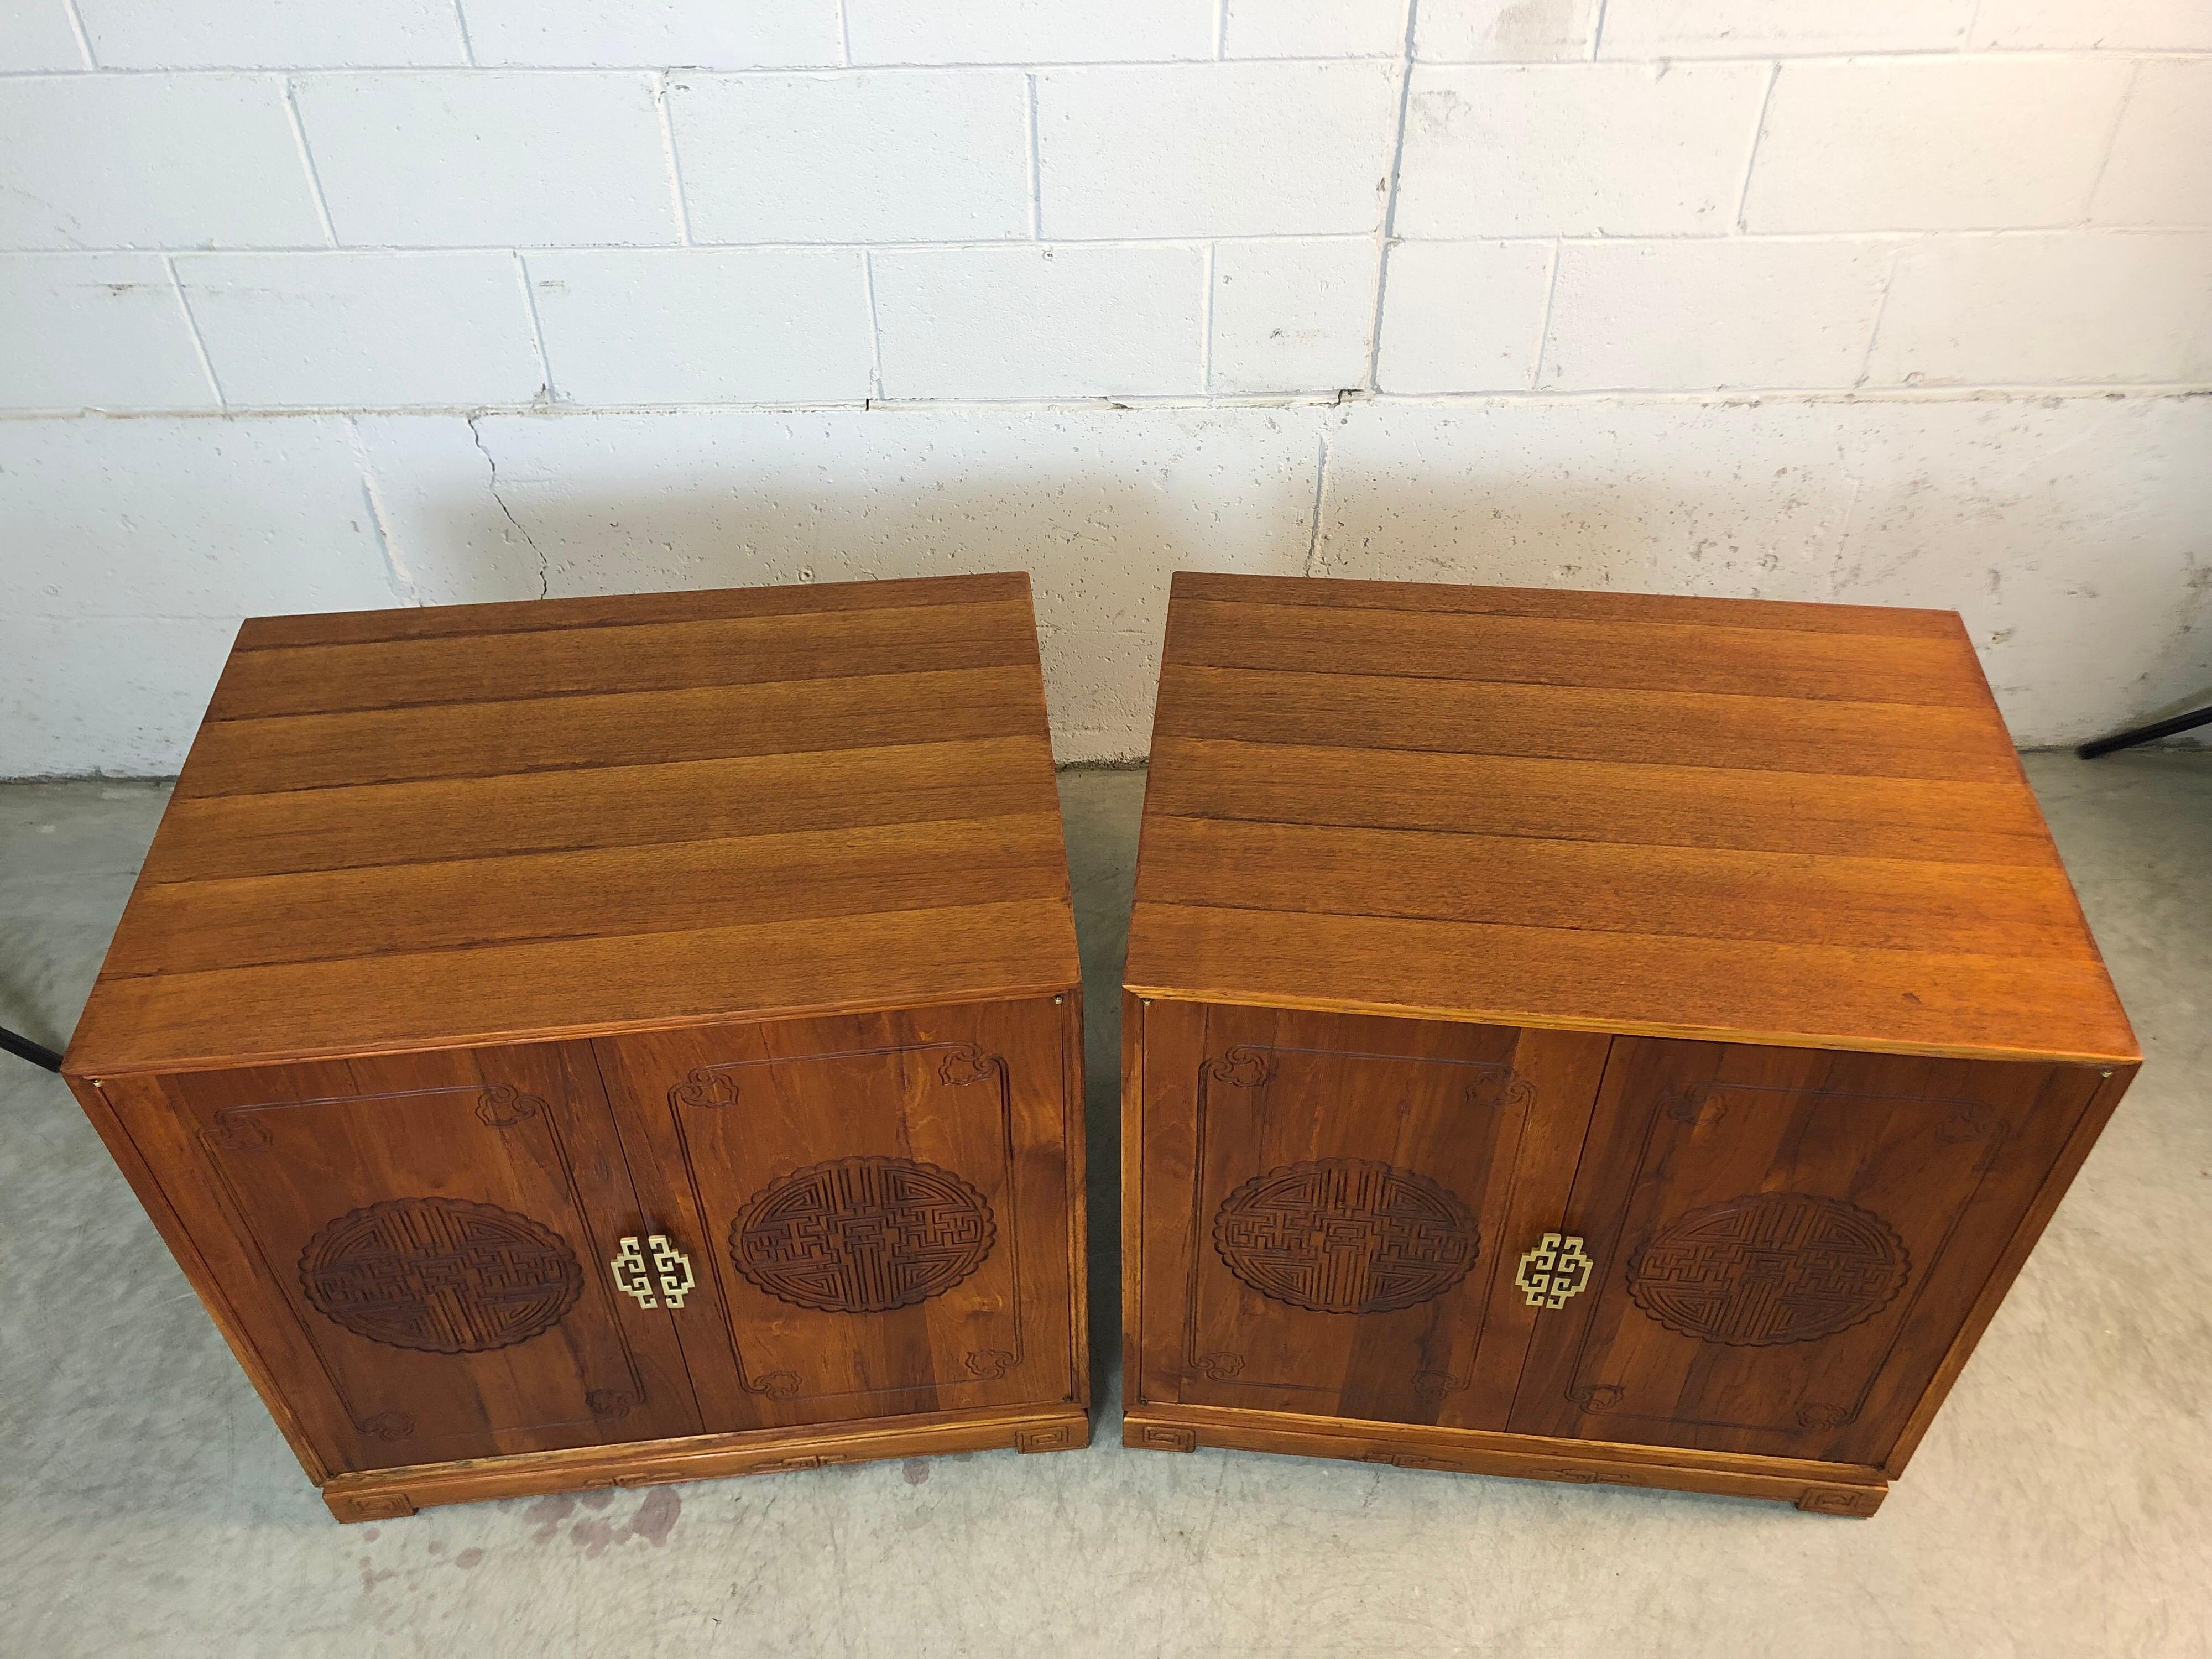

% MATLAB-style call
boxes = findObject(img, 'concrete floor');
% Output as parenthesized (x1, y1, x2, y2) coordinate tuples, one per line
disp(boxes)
(2, 753, 2207, 1658)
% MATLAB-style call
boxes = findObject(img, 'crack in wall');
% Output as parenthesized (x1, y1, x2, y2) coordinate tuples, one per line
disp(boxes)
(467, 414, 549, 599)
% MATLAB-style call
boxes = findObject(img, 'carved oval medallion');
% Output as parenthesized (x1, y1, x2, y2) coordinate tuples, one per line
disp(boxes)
(729, 1156, 996, 1314)
(1213, 1159, 1479, 1314)
(1627, 1192, 1910, 1346)
(299, 1197, 583, 1354)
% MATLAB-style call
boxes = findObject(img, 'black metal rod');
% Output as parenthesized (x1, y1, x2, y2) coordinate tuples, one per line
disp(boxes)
(0, 1025, 63, 1073)
(2077, 705, 2212, 760)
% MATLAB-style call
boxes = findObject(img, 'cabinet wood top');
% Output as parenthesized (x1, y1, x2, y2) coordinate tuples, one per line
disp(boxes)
(69, 573, 1079, 1076)
(1126, 572, 2136, 1065)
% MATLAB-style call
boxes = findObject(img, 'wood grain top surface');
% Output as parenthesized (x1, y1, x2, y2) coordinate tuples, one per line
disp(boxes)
(70, 573, 1079, 1076)
(1126, 572, 2136, 1065)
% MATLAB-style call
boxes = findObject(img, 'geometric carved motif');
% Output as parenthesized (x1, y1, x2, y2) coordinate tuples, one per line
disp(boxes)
(298, 1197, 583, 1354)
(1213, 1159, 1479, 1314)
(729, 1156, 996, 1314)
(1627, 1193, 1911, 1347)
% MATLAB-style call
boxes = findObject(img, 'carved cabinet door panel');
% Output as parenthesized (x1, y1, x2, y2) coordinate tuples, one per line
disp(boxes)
(591, 997, 1079, 1432)
(1132, 1001, 1611, 1429)
(100, 1043, 702, 1475)
(1510, 1037, 2111, 1464)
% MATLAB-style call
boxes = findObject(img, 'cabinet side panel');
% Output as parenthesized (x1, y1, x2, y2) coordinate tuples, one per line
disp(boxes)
(67, 1073, 333, 1486)
(1882, 1062, 2135, 1474)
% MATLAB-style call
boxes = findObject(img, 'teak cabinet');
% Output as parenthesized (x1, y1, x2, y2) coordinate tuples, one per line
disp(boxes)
(1122, 573, 2138, 1515)
(64, 574, 1088, 1521)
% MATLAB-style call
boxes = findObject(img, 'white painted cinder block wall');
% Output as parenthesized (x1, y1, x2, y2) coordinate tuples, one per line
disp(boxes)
(3, 0, 2209, 773)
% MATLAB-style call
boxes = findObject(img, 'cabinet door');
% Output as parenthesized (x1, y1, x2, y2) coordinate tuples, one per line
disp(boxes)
(102, 1044, 701, 1475)
(1511, 1038, 2115, 1465)
(592, 997, 1080, 1432)
(1132, 1001, 1610, 1428)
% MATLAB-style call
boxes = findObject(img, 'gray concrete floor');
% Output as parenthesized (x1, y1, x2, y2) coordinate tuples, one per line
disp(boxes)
(2, 754, 2207, 1658)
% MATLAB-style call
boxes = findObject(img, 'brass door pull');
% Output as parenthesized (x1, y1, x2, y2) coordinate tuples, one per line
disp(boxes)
(1516, 1232, 1594, 1308)
(612, 1233, 696, 1310)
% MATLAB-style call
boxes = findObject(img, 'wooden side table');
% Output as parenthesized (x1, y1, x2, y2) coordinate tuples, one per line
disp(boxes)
(64, 573, 1089, 1521)
(1121, 572, 2137, 1515)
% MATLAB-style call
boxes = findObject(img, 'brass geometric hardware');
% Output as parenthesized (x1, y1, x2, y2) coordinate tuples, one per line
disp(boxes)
(647, 1233, 695, 1309)
(611, 1233, 696, 1310)
(1515, 1232, 1595, 1308)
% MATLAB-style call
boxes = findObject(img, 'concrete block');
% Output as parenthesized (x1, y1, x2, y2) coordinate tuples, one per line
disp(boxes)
(0, 614, 242, 776)
(527, 248, 872, 403)
(1375, 239, 1553, 392)
(1538, 237, 1891, 391)
(1416, 0, 1597, 61)
(2093, 61, 2212, 227)
(1597, 0, 1976, 58)
(873, 244, 1206, 399)
(350, 413, 549, 606)
(0, 253, 217, 410)
(0, 74, 324, 249)
(460, 0, 842, 68)
(1972, 0, 2212, 49)
(1209, 238, 1377, 394)
(843, 0, 1213, 65)
(462, 402, 1323, 634)
(1, 2, 88, 70)
(1866, 233, 2212, 386)
(1224, 0, 1408, 58)
(1396, 63, 1768, 237)
(0, 415, 399, 618)
(1037, 62, 1400, 238)
(174, 252, 545, 407)
(1744, 58, 2134, 232)
(1316, 394, 2212, 745)
(73, 0, 467, 69)
(292, 71, 679, 247)
(669, 71, 1031, 243)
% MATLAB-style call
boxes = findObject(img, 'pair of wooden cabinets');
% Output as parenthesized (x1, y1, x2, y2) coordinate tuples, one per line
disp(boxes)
(65, 570, 2138, 1521)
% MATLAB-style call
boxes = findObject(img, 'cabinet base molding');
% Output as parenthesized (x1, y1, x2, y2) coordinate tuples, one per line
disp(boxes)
(1119, 1406, 1887, 1517)
(321, 1404, 1092, 1523)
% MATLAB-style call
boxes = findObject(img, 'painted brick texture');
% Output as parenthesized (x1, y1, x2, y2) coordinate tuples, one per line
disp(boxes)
(0, 0, 2206, 771)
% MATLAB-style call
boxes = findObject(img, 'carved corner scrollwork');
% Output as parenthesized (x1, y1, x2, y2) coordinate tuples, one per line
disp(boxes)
(744, 1370, 801, 1400)
(1140, 1425, 1198, 1452)
(1938, 1102, 2008, 1171)
(586, 1390, 635, 1420)
(1194, 1351, 1245, 1382)
(1361, 1452, 1436, 1470)
(964, 1349, 1015, 1380)
(200, 1108, 270, 1152)
(473, 1084, 542, 1128)
(937, 1045, 1002, 1087)
(1199, 1046, 1276, 1088)
(1015, 1425, 1076, 1452)
(359, 1411, 415, 1442)
(1465, 1069, 1538, 1111)
(1568, 1383, 1625, 1415)
(1796, 1402, 1856, 1430)
(1411, 1369, 1469, 1397)
(1659, 1084, 1726, 1127)
(670, 1067, 741, 1110)
(1798, 1485, 1884, 1517)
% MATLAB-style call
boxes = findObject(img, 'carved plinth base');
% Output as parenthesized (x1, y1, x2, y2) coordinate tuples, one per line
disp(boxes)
(1119, 1405, 1887, 1517)
(321, 1405, 1092, 1522)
